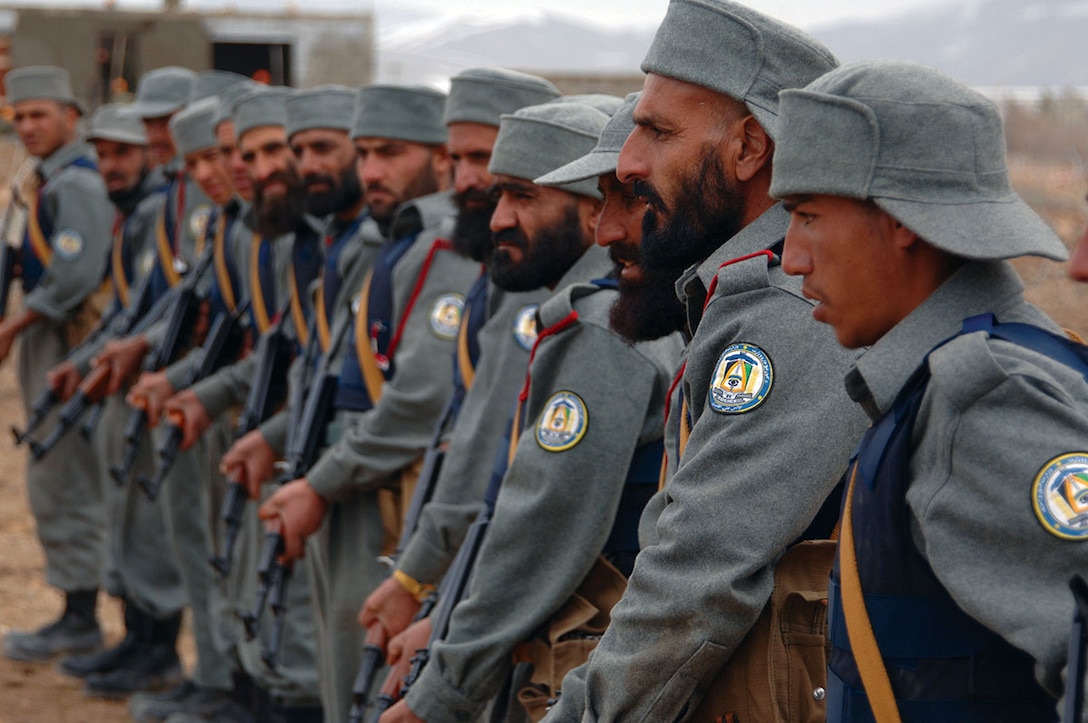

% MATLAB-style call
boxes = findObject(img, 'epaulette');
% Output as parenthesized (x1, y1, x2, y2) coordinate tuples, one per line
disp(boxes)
(536, 280, 611, 330)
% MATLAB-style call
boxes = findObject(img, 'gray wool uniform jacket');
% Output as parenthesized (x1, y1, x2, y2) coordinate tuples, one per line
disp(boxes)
(405, 275, 685, 722)
(304, 191, 481, 500)
(548, 204, 869, 722)
(395, 280, 551, 586)
(842, 260, 1088, 718)
(396, 244, 613, 587)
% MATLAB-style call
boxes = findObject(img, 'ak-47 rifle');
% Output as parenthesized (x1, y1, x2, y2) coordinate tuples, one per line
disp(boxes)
(14, 271, 155, 447)
(1066, 574, 1088, 723)
(210, 299, 296, 578)
(241, 320, 342, 670)
(26, 273, 166, 460)
(137, 298, 252, 501)
(367, 501, 494, 721)
(110, 248, 214, 488)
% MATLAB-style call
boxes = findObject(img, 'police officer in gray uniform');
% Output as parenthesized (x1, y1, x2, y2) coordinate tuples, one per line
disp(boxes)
(52, 104, 189, 698)
(359, 67, 563, 653)
(772, 60, 1088, 723)
(253, 84, 479, 723)
(547, 3, 870, 720)
(0, 65, 114, 663)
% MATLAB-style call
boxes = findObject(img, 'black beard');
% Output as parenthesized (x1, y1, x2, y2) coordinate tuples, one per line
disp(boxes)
(451, 189, 495, 262)
(490, 205, 588, 292)
(637, 148, 745, 273)
(609, 264, 688, 342)
(305, 164, 362, 218)
(254, 167, 306, 237)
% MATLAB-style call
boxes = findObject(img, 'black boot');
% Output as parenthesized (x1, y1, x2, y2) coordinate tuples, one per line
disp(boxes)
(83, 610, 183, 699)
(2, 589, 102, 662)
(59, 600, 147, 678)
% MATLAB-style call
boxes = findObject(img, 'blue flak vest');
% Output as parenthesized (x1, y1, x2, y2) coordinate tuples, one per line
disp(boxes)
(290, 229, 323, 354)
(482, 277, 663, 578)
(335, 231, 417, 412)
(826, 314, 1080, 723)
(447, 271, 489, 424)
(21, 156, 99, 292)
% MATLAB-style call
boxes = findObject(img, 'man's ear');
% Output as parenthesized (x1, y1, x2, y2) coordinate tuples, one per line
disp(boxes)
(732, 115, 773, 183)
(578, 196, 603, 242)
(430, 144, 453, 187)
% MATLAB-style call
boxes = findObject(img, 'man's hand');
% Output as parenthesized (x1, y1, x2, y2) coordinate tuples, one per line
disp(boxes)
(380, 699, 426, 723)
(359, 576, 423, 645)
(387, 616, 432, 667)
(0, 322, 17, 365)
(257, 478, 327, 562)
(220, 429, 278, 499)
(126, 371, 174, 427)
(46, 360, 83, 401)
(95, 334, 150, 395)
(163, 389, 212, 450)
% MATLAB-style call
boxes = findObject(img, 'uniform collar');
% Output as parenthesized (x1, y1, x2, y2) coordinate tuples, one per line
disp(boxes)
(38, 139, 92, 180)
(387, 189, 455, 242)
(846, 260, 1033, 420)
(676, 202, 789, 332)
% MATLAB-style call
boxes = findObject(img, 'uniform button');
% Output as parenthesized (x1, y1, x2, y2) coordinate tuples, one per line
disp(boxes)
(813, 687, 826, 701)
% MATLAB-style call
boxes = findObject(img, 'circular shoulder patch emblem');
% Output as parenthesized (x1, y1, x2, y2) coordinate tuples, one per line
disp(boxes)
(187, 204, 213, 241)
(430, 293, 465, 340)
(536, 391, 588, 452)
(1032, 453, 1088, 540)
(709, 343, 774, 414)
(513, 304, 540, 351)
(53, 229, 84, 260)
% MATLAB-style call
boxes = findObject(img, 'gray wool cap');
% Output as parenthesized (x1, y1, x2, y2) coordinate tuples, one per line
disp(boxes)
(192, 70, 250, 102)
(214, 80, 259, 128)
(129, 66, 197, 119)
(771, 61, 1067, 262)
(536, 92, 638, 187)
(489, 101, 610, 199)
(169, 96, 220, 156)
(351, 84, 447, 145)
(85, 103, 148, 146)
(642, 0, 838, 139)
(286, 85, 355, 138)
(233, 86, 290, 141)
(551, 93, 625, 116)
(4, 66, 85, 114)
(444, 68, 561, 127)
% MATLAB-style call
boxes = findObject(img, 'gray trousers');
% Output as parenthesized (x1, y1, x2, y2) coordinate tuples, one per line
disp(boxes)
(156, 419, 235, 690)
(308, 492, 390, 723)
(98, 395, 186, 617)
(18, 319, 106, 593)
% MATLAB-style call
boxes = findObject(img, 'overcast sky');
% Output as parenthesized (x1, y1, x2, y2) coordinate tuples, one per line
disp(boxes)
(8, 0, 946, 32)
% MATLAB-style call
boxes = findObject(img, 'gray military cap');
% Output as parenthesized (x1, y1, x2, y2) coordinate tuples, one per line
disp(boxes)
(642, 0, 838, 139)
(552, 93, 625, 116)
(352, 85, 447, 145)
(85, 103, 148, 146)
(536, 92, 638, 186)
(444, 68, 561, 127)
(771, 61, 1067, 262)
(286, 85, 355, 138)
(169, 96, 219, 156)
(214, 80, 259, 128)
(129, 66, 197, 119)
(4, 66, 86, 114)
(233, 86, 290, 141)
(192, 70, 250, 102)
(489, 101, 610, 199)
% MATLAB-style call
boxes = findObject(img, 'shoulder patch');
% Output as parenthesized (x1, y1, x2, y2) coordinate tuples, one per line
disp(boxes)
(1032, 453, 1088, 540)
(187, 204, 213, 241)
(52, 229, 84, 260)
(536, 391, 588, 452)
(513, 304, 540, 351)
(709, 343, 773, 414)
(430, 293, 465, 340)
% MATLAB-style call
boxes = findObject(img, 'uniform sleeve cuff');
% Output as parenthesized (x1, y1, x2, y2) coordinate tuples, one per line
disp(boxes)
(305, 452, 350, 501)
(404, 664, 488, 723)
(397, 534, 456, 588)
(24, 291, 68, 322)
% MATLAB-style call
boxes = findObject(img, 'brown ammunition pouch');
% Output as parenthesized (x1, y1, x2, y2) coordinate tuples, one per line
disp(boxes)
(689, 539, 836, 723)
(65, 278, 113, 348)
(377, 456, 423, 558)
(514, 555, 628, 722)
